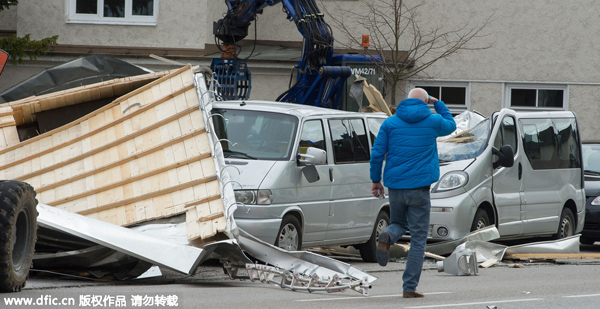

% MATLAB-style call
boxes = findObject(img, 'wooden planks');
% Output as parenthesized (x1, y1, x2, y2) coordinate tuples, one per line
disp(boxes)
(0, 106, 19, 147)
(7, 71, 169, 126)
(503, 253, 600, 261)
(0, 65, 226, 241)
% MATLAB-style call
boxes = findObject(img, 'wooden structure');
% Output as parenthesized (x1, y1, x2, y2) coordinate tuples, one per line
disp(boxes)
(0, 66, 226, 242)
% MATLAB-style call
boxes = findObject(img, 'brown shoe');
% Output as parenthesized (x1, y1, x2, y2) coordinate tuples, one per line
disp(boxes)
(403, 291, 425, 298)
(376, 232, 391, 266)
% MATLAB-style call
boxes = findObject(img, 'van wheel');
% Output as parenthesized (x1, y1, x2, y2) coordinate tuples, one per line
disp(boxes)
(0, 181, 38, 293)
(275, 215, 302, 251)
(580, 236, 595, 245)
(552, 208, 574, 240)
(358, 211, 390, 263)
(470, 209, 490, 232)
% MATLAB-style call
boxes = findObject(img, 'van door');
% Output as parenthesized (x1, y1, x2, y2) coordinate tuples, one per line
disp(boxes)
(296, 119, 331, 244)
(324, 118, 373, 244)
(492, 115, 523, 236)
(519, 118, 562, 234)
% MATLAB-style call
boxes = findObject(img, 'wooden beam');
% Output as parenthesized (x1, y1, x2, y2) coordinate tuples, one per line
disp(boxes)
(184, 194, 222, 208)
(503, 253, 600, 260)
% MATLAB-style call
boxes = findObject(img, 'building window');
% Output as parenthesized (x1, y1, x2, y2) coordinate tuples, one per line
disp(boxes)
(410, 82, 469, 115)
(67, 0, 158, 25)
(505, 84, 567, 111)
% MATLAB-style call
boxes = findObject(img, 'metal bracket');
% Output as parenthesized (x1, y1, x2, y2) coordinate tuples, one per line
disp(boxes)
(245, 263, 371, 295)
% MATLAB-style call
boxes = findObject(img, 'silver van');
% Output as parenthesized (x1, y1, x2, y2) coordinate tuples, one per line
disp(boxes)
(430, 108, 585, 241)
(210, 101, 390, 262)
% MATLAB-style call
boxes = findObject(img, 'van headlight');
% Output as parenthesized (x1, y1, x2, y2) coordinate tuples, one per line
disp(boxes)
(432, 171, 468, 192)
(592, 196, 600, 206)
(235, 190, 272, 205)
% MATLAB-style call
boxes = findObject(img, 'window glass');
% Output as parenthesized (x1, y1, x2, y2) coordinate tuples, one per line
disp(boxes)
(299, 120, 326, 155)
(133, 0, 153, 15)
(508, 86, 566, 110)
(539, 90, 563, 108)
(414, 85, 466, 106)
(438, 117, 490, 162)
(211, 109, 298, 160)
(554, 118, 581, 168)
(104, 0, 125, 17)
(501, 116, 517, 152)
(521, 119, 558, 169)
(582, 144, 600, 173)
(511, 89, 536, 107)
(70, 0, 157, 25)
(366, 117, 384, 147)
(493, 116, 517, 167)
(76, 0, 97, 14)
(420, 86, 440, 98)
(329, 119, 370, 163)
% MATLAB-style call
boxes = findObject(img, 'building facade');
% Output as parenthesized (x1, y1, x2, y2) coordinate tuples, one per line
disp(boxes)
(0, 0, 598, 139)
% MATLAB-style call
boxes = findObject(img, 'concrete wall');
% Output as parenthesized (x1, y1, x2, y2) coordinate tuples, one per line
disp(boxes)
(16, 0, 210, 48)
(0, 4, 17, 31)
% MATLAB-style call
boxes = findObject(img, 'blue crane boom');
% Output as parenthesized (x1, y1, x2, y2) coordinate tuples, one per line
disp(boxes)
(211, 0, 354, 109)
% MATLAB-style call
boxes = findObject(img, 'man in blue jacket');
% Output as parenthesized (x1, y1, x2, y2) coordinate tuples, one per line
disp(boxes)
(370, 87, 456, 298)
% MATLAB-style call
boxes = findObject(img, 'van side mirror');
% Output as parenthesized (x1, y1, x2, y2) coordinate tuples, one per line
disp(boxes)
(298, 147, 327, 165)
(492, 145, 514, 169)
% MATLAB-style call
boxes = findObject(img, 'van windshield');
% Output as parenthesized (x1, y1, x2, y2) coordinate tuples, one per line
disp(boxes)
(211, 108, 298, 160)
(437, 117, 491, 162)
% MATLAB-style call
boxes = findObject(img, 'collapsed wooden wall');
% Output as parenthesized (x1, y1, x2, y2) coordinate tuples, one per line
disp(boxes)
(0, 66, 226, 241)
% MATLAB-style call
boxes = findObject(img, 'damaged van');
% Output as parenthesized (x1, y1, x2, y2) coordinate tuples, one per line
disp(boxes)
(430, 108, 584, 241)
(210, 101, 390, 262)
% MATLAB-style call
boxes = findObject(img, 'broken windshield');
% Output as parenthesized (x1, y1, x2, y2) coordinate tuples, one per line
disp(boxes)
(211, 108, 298, 160)
(437, 117, 491, 162)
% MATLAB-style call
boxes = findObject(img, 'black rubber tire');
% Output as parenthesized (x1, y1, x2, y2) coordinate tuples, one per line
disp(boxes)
(0, 181, 38, 293)
(275, 215, 302, 251)
(552, 208, 575, 240)
(580, 236, 596, 245)
(359, 211, 390, 263)
(470, 208, 490, 232)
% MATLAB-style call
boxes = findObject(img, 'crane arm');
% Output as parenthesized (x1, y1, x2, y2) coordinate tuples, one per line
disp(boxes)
(212, 0, 351, 109)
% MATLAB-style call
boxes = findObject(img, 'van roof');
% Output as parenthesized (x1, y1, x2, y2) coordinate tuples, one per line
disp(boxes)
(212, 100, 388, 118)
(505, 108, 576, 119)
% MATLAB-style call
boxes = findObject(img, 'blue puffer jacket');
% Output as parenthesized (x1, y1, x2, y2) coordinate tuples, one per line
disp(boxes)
(370, 99, 456, 189)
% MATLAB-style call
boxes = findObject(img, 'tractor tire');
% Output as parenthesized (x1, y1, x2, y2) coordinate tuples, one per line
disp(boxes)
(0, 181, 38, 293)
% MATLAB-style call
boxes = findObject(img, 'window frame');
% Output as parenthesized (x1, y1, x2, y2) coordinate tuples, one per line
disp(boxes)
(66, 0, 159, 26)
(409, 81, 470, 115)
(504, 84, 569, 111)
(328, 118, 370, 164)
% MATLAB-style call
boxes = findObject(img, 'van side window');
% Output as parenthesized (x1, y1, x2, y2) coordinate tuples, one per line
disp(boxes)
(329, 118, 370, 163)
(493, 116, 517, 155)
(554, 118, 581, 168)
(521, 119, 558, 169)
(367, 117, 385, 147)
(299, 120, 326, 155)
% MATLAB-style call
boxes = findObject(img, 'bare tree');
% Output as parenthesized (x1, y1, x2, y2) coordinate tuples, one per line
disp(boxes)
(321, 0, 493, 105)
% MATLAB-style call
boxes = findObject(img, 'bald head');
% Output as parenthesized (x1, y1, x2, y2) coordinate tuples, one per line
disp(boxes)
(408, 88, 429, 102)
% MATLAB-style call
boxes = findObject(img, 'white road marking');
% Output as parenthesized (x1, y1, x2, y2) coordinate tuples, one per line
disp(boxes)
(563, 293, 600, 298)
(295, 292, 452, 302)
(404, 298, 543, 308)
